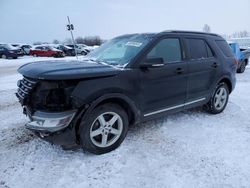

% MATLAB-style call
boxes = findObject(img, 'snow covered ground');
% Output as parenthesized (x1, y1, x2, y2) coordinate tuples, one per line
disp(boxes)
(0, 56, 250, 188)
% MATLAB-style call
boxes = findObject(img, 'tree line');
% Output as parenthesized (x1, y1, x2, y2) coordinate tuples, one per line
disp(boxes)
(34, 35, 104, 46)
(202, 24, 249, 39)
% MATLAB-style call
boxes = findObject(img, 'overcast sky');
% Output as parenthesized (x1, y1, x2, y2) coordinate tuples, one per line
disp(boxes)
(0, 0, 250, 44)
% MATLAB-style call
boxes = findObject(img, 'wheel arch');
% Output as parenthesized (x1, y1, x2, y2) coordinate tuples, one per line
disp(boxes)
(73, 93, 141, 141)
(217, 77, 232, 94)
(87, 93, 140, 125)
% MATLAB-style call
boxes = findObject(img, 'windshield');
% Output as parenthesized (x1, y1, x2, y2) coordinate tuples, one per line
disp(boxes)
(47, 46, 58, 50)
(86, 34, 154, 66)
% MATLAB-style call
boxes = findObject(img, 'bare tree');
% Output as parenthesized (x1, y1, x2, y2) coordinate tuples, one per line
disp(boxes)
(63, 38, 73, 45)
(83, 36, 103, 46)
(33, 41, 42, 45)
(75, 37, 85, 44)
(74, 36, 103, 46)
(203, 24, 211, 33)
(232, 31, 249, 38)
(52, 39, 60, 44)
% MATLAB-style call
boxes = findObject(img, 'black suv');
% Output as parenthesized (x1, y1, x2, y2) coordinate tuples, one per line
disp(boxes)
(17, 31, 237, 154)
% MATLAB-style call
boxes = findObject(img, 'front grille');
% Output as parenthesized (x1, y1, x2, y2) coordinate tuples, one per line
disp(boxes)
(16, 77, 37, 104)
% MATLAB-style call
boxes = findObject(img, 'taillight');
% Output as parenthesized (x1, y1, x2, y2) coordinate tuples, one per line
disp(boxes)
(233, 58, 238, 65)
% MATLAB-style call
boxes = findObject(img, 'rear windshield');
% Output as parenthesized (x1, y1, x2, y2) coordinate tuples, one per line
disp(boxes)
(216, 40, 234, 57)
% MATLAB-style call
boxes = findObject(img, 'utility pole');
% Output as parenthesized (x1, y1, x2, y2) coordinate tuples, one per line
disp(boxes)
(67, 16, 78, 59)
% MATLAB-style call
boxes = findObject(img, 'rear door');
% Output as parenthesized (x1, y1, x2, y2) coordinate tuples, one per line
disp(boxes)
(34, 47, 43, 56)
(43, 46, 53, 56)
(185, 37, 219, 102)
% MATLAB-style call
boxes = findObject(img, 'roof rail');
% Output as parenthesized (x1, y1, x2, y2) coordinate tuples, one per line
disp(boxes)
(161, 30, 220, 37)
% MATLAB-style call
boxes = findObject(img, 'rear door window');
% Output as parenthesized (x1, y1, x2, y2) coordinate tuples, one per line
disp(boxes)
(187, 38, 210, 60)
(147, 38, 182, 63)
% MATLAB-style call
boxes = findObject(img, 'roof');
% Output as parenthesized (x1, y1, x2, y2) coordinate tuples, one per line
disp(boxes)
(161, 30, 220, 37)
(116, 31, 221, 40)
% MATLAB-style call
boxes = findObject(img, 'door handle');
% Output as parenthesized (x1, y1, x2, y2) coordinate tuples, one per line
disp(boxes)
(151, 63, 164, 67)
(175, 67, 183, 74)
(211, 62, 218, 68)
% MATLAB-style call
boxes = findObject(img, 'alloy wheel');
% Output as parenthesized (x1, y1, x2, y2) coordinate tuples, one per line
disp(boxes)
(90, 112, 123, 148)
(214, 87, 227, 110)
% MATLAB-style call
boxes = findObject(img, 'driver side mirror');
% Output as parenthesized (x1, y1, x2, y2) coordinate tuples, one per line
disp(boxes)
(140, 57, 164, 68)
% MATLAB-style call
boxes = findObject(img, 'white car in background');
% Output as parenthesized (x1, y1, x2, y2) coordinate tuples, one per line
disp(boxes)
(77, 44, 95, 52)
(66, 44, 89, 55)
(11, 43, 32, 55)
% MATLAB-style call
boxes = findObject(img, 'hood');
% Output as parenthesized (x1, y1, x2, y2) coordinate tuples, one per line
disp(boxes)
(18, 60, 122, 80)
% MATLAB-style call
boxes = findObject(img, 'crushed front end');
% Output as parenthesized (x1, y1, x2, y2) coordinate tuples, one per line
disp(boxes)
(16, 76, 79, 148)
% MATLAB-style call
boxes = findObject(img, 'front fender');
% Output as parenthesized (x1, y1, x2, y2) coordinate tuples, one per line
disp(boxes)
(71, 75, 141, 123)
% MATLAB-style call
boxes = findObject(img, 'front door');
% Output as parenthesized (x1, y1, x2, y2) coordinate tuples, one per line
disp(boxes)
(139, 37, 188, 117)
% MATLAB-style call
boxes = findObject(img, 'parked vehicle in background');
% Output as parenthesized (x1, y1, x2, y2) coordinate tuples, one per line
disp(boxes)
(0, 44, 20, 59)
(76, 44, 95, 53)
(11, 44, 25, 56)
(54, 44, 75, 56)
(228, 42, 250, 73)
(17, 31, 236, 154)
(66, 44, 88, 55)
(229, 37, 250, 49)
(11, 43, 22, 48)
(30, 45, 65, 57)
(20, 45, 32, 55)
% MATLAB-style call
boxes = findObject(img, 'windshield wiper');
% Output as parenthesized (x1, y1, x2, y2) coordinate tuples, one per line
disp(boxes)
(87, 58, 124, 68)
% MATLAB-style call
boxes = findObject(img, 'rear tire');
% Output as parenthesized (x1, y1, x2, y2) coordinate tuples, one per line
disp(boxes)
(204, 82, 229, 114)
(237, 61, 246, 73)
(1, 54, 7, 59)
(79, 103, 129, 154)
(81, 51, 87, 56)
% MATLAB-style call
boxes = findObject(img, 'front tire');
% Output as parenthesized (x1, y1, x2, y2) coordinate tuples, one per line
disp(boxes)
(79, 103, 129, 154)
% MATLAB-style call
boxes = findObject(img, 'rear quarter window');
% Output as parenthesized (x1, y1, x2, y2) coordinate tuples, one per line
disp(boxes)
(216, 40, 234, 57)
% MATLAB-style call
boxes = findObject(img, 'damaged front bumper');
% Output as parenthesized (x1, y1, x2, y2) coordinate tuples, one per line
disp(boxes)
(25, 110, 77, 132)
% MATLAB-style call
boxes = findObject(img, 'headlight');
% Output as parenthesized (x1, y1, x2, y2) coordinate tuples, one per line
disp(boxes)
(26, 110, 76, 132)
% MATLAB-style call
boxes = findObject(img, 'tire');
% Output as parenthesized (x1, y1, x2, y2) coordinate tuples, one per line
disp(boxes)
(237, 61, 246, 73)
(1, 54, 7, 59)
(204, 82, 229, 114)
(79, 103, 129, 154)
(81, 51, 87, 56)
